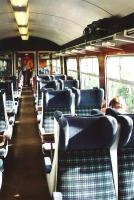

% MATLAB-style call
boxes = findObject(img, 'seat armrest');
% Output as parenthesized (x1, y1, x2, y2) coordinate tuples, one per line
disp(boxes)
(37, 106, 42, 112)
(44, 157, 52, 173)
(41, 134, 54, 143)
(53, 192, 63, 200)
(0, 135, 7, 147)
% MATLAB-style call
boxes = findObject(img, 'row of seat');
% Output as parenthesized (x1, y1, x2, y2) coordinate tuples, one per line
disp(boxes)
(0, 75, 22, 190)
(35, 77, 79, 109)
(34, 74, 106, 199)
(43, 109, 134, 200)
(33, 74, 134, 199)
(37, 87, 103, 136)
(37, 74, 67, 81)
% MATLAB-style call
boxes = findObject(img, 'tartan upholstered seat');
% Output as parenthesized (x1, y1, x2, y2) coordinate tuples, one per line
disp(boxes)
(0, 158, 4, 190)
(37, 75, 51, 81)
(35, 79, 58, 108)
(72, 87, 104, 116)
(117, 114, 134, 200)
(0, 91, 7, 132)
(45, 114, 118, 199)
(35, 81, 42, 107)
(41, 89, 73, 134)
(40, 80, 58, 91)
(0, 121, 7, 133)
(0, 81, 15, 114)
(105, 108, 134, 199)
(0, 91, 9, 157)
(51, 74, 66, 81)
(59, 79, 79, 90)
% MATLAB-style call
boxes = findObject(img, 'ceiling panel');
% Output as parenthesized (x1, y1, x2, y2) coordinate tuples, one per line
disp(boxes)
(0, 0, 134, 45)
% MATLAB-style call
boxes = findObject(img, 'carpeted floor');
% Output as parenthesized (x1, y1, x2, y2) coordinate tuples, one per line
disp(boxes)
(0, 87, 51, 200)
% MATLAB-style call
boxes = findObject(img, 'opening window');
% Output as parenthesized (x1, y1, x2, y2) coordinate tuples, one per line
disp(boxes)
(80, 57, 99, 89)
(66, 58, 78, 79)
(106, 55, 134, 113)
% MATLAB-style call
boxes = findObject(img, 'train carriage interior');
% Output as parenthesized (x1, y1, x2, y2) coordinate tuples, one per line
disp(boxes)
(0, 0, 134, 199)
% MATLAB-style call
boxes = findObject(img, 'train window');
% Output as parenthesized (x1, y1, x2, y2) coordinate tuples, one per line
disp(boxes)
(38, 52, 50, 75)
(52, 56, 61, 74)
(80, 57, 99, 89)
(66, 58, 78, 79)
(0, 53, 13, 76)
(106, 55, 134, 113)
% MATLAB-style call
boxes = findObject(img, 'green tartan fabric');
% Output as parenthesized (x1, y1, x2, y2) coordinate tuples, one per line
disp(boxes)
(0, 120, 7, 132)
(43, 107, 71, 133)
(75, 106, 97, 116)
(118, 148, 134, 200)
(57, 149, 116, 200)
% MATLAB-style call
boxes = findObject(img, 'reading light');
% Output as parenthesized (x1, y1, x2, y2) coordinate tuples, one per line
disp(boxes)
(113, 33, 134, 43)
(10, 0, 28, 7)
(18, 26, 28, 35)
(65, 50, 71, 54)
(85, 45, 99, 51)
(124, 30, 134, 38)
(14, 6, 29, 26)
(71, 49, 79, 53)
(102, 41, 115, 47)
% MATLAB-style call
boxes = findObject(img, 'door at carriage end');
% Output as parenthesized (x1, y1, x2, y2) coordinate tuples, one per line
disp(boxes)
(16, 52, 36, 86)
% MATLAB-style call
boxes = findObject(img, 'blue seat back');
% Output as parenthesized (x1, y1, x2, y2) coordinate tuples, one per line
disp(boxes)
(0, 91, 7, 132)
(37, 75, 51, 81)
(42, 89, 72, 133)
(0, 91, 6, 121)
(0, 81, 15, 114)
(106, 108, 134, 200)
(52, 74, 66, 80)
(40, 80, 58, 90)
(59, 79, 79, 90)
(56, 115, 117, 200)
(73, 87, 104, 116)
(117, 114, 134, 200)
(0, 81, 13, 101)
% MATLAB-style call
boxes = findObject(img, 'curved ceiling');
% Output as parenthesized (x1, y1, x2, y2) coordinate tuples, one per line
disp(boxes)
(1, 0, 134, 45)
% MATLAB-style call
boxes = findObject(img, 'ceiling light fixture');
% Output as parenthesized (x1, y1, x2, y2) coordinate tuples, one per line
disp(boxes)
(113, 33, 134, 43)
(124, 29, 134, 38)
(21, 33, 29, 40)
(10, 0, 28, 7)
(71, 49, 79, 53)
(10, 0, 29, 40)
(18, 26, 28, 35)
(85, 45, 99, 51)
(14, 6, 29, 26)
(102, 41, 115, 47)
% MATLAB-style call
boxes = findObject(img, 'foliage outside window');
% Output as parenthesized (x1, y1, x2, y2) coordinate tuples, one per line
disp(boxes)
(106, 55, 134, 113)
(66, 58, 78, 79)
(80, 57, 99, 89)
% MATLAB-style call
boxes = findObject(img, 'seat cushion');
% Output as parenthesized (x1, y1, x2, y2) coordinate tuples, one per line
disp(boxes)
(57, 150, 116, 200)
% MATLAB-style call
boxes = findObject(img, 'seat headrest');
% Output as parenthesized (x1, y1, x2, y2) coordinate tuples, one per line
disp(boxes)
(72, 88, 103, 107)
(54, 110, 63, 121)
(106, 109, 134, 147)
(37, 75, 50, 81)
(43, 89, 72, 108)
(90, 109, 104, 116)
(106, 108, 122, 118)
(58, 115, 117, 150)
(53, 74, 66, 80)
(117, 115, 133, 147)
(64, 80, 79, 88)
(40, 80, 58, 90)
